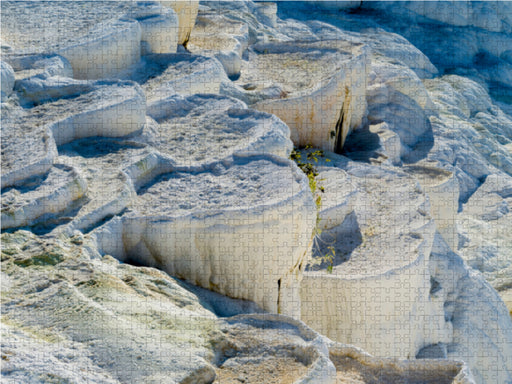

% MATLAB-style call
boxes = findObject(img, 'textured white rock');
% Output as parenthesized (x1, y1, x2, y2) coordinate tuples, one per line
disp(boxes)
(0, 61, 15, 100)
(144, 93, 292, 166)
(5, 53, 73, 81)
(58, 19, 142, 80)
(235, 40, 368, 152)
(1, 106, 57, 189)
(405, 165, 460, 250)
(430, 234, 512, 384)
(1, 164, 87, 229)
(329, 342, 475, 384)
(45, 81, 146, 145)
(366, 59, 433, 156)
(370, 122, 402, 165)
(0, 232, 221, 384)
(56, 138, 154, 234)
(215, 314, 336, 384)
(14, 76, 94, 106)
(130, 53, 228, 102)
(159, 0, 199, 45)
(301, 157, 450, 359)
(457, 174, 512, 314)
(94, 154, 317, 317)
(422, 76, 512, 200)
(187, 11, 249, 77)
(126, 2, 179, 54)
(1, 1, 144, 79)
(253, 2, 278, 28)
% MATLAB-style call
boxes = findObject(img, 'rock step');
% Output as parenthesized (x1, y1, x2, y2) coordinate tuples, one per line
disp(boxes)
(1, 106, 57, 189)
(1, 164, 87, 229)
(131, 53, 228, 102)
(57, 137, 154, 234)
(300, 156, 451, 359)
(230, 39, 368, 152)
(93, 154, 317, 317)
(142, 93, 292, 166)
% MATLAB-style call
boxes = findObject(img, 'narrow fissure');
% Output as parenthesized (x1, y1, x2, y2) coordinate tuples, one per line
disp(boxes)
(277, 278, 282, 314)
(334, 103, 345, 154)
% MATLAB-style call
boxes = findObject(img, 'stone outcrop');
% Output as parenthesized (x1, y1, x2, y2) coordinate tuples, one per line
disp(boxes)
(1, 108, 57, 189)
(130, 53, 229, 102)
(2, 1, 512, 383)
(125, 2, 179, 55)
(1, 164, 87, 230)
(93, 153, 317, 318)
(159, 0, 200, 45)
(0, 1, 199, 79)
(231, 40, 369, 152)
(0, 61, 15, 100)
(299, 155, 451, 359)
(187, 9, 249, 77)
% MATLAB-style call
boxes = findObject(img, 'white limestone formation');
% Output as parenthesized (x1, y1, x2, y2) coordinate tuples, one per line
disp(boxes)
(144, 93, 292, 165)
(1, 1, 191, 79)
(329, 342, 475, 384)
(366, 59, 433, 157)
(405, 165, 460, 250)
(1, 108, 57, 189)
(58, 19, 142, 80)
(43, 81, 146, 145)
(429, 233, 512, 384)
(1, 1, 142, 79)
(187, 11, 249, 77)
(94, 154, 317, 318)
(300, 157, 451, 359)
(158, 0, 200, 45)
(15, 76, 95, 106)
(56, 138, 153, 234)
(0, 232, 231, 384)
(132, 54, 228, 102)
(0, 61, 15, 100)
(253, 2, 278, 28)
(231, 40, 368, 152)
(8, 54, 73, 79)
(1, 164, 87, 229)
(125, 2, 179, 54)
(215, 314, 336, 384)
(457, 174, 512, 314)
(2, 2, 512, 383)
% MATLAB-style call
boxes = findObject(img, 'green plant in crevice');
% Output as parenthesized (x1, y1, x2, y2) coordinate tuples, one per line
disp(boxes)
(290, 144, 335, 273)
(324, 246, 335, 274)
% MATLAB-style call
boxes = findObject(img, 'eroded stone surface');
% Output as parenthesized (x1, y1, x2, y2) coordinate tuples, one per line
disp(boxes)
(1, 164, 87, 230)
(3, 2, 512, 384)
(0, 61, 15, 100)
(142, 94, 292, 166)
(128, 53, 228, 102)
(329, 343, 474, 384)
(159, 0, 200, 45)
(94, 155, 317, 318)
(300, 155, 449, 360)
(1, 105, 57, 189)
(188, 10, 249, 77)
(232, 40, 368, 152)
(1, 232, 334, 384)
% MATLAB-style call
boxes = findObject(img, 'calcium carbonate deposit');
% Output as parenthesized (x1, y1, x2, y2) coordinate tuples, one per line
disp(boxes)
(1, 1, 511, 383)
